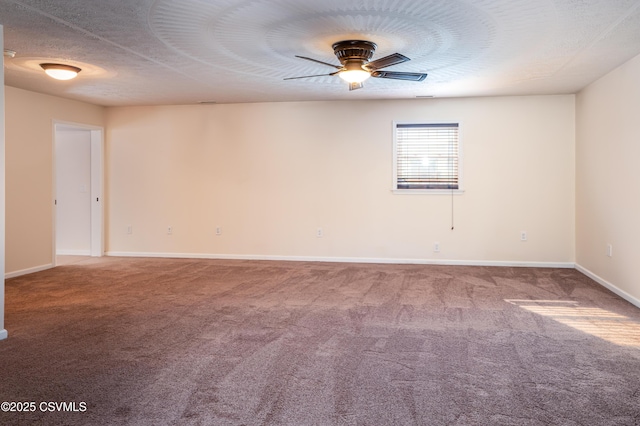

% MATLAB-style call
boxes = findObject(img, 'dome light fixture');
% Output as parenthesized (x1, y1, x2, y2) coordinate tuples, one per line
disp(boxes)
(40, 63, 82, 80)
(338, 60, 371, 84)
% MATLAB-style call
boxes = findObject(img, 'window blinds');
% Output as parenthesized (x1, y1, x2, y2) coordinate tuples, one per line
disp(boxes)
(395, 123, 459, 190)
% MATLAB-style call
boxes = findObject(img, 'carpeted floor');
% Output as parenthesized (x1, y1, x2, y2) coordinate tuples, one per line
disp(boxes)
(1, 257, 640, 425)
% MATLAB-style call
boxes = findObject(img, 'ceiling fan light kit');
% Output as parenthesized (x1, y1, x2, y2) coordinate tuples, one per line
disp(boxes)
(40, 63, 82, 80)
(285, 39, 428, 91)
(338, 62, 371, 83)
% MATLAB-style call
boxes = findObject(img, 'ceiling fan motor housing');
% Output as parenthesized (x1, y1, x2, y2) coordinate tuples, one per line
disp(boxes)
(332, 40, 377, 64)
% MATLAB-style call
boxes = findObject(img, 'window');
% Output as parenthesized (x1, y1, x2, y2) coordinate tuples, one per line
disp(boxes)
(393, 122, 461, 192)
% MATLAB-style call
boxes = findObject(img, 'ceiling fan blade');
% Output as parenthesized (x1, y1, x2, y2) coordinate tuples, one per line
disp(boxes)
(365, 53, 410, 70)
(295, 55, 342, 69)
(348, 82, 363, 91)
(371, 71, 428, 81)
(284, 71, 340, 80)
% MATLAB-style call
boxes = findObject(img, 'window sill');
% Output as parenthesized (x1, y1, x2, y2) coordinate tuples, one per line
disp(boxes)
(392, 189, 465, 195)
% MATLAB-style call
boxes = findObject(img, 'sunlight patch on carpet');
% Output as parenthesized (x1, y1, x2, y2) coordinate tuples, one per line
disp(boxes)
(505, 299, 640, 347)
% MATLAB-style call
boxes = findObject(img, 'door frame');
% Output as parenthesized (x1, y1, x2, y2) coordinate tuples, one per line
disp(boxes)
(52, 120, 104, 264)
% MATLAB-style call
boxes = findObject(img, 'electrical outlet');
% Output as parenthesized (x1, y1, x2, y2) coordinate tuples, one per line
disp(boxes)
(167, 226, 172, 235)
(317, 228, 323, 238)
(216, 226, 222, 236)
(520, 231, 527, 242)
(606, 244, 613, 257)
(127, 225, 132, 235)
(434, 242, 440, 252)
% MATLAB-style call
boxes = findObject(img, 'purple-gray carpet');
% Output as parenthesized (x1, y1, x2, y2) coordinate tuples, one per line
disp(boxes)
(1, 257, 640, 425)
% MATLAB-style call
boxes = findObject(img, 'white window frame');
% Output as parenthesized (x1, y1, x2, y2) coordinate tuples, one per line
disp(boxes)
(392, 121, 464, 194)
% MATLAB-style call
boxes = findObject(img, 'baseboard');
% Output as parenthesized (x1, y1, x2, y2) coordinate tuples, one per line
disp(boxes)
(2, 253, 575, 279)
(56, 249, 91, 256)
(0, 329, 7, 341)
(5, 263, 54, 279)
(106, 251, 575, 269)
(575, 264, 640, 309)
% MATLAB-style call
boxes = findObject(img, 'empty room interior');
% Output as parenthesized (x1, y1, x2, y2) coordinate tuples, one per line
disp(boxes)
(1, 1, 640, 424)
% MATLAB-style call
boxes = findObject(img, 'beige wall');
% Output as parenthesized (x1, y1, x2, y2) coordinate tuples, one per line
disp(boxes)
(576, 52, 640, 304)
(4, 86, 104, 274)
(106, 95, 575, 264)
(1, 26, 7, 339)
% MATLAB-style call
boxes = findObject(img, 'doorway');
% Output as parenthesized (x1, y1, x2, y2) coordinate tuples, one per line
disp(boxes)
(53, 122, 104, 264)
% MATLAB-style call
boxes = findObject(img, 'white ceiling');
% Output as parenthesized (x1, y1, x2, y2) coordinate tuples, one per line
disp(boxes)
(2, 0, 640, 106)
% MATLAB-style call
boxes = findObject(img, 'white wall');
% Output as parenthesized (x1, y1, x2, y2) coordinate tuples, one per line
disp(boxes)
(55, 126, 91, 255)
(1, 26, 8, 340)
(106, 95, 575, 265)
(576, 52, 640, 306)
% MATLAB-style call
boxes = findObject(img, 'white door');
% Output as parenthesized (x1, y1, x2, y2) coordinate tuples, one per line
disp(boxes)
(54, 123, 104, 261)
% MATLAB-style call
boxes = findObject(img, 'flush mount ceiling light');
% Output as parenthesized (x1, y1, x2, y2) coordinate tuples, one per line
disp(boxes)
(40, 63, 81, 80)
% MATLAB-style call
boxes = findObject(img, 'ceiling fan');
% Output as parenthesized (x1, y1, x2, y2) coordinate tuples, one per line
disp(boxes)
(285, 40, 428, 91)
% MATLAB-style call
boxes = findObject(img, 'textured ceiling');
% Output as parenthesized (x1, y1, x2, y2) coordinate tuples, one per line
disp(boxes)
(2, 0, 640, 106)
